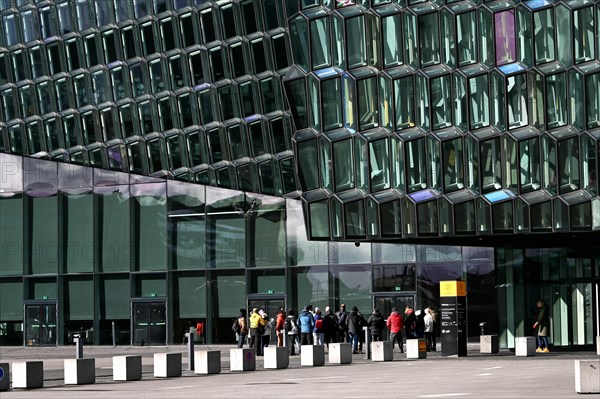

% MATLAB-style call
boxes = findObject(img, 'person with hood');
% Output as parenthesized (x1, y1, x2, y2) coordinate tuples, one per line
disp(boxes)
(404, 305, 417, 339)
(415, 309, 425, 338)
(249, 308, 267, 352)
(313, 307, 324, 345)
(367, 308, 385, 342)
(275, 308, 286, 347)
(297, 306, 314, 345)
(236, 308, 249, 348)
(285, 309, 300, 355)
(336, 304, 349, 343)
(322, 305, 338, 348)
(386, 307, 404, 352)
(347, 306, 366, 354)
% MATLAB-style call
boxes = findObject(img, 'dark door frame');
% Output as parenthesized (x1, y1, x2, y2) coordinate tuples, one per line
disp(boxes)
(130, 297, 168, 346)
(23, 300, 59, 347)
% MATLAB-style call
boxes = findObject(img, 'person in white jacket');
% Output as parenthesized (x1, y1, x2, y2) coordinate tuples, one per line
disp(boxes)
(424, 307, 435, 351)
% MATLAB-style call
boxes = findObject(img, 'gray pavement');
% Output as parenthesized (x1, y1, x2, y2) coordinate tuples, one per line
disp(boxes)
(0, 343, 598, 398)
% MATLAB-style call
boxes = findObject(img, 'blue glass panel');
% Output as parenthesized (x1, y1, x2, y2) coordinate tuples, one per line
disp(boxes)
(409, 189, 435, 202)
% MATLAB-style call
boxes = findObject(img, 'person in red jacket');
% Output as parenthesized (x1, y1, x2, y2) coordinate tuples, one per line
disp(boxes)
(386, 307, 404, 353)
(275, 308, 286, 347)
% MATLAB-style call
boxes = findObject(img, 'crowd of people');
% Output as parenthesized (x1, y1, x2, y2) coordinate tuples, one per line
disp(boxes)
(232, 304, 439, 355)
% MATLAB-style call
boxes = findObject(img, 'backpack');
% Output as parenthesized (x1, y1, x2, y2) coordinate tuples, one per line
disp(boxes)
(315, 318, 323, 330)
(232, 317, 241, 334)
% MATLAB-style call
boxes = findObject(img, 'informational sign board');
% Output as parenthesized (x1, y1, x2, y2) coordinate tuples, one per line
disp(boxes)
(440, 281, 467, 357)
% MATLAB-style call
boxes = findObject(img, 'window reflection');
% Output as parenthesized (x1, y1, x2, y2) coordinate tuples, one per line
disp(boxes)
(495, 10, 516, 66)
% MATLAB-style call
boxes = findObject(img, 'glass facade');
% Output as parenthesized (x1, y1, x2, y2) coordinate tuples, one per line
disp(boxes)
(0, 0, 599, 349)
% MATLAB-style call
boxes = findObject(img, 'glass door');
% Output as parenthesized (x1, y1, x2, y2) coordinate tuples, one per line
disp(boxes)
(24, 301, 57, 346)
(247, 296, 285, 343)
(373, 294, 415, 340)
(131, 300, 167, 346)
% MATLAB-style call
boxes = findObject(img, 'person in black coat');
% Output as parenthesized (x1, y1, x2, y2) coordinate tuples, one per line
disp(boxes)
(367, 308, 385, 342)
(322, 306, 338, 349)
(346, 306, 366, 353)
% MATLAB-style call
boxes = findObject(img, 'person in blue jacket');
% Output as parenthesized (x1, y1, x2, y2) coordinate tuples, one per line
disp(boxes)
(297, 305, 315, 345)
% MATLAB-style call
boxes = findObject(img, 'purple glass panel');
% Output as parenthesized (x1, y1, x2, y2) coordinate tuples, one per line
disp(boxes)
(494, 10, 516, 66)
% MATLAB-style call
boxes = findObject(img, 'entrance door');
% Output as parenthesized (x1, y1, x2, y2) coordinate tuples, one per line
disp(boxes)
(24, 301, 57, 346)
(247, 296, 285, 343)
(373, 294, 415, 339)
(131, 300, 167, 346)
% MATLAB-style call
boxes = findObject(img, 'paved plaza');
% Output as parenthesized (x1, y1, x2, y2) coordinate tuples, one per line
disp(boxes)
(0, 344, 598, 398)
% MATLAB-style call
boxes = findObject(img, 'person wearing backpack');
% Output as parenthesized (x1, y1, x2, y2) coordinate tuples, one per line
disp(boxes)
(313, 307, 324, 345)
(336, 304, 349, 343)
(404, 305, 418, 340)
(234, 308, 248, 348)
(249, 308, 267, 353)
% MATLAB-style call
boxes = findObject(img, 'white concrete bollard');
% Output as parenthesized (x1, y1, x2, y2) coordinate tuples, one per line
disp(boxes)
(371, 341, 393, 362)
(596, 336, 600, 356)
(194, 350, 221, 374)
(515, 336, 536, 357)
(264, 346, 289, 369)
(113, 355, 142, 381)
(480, 335, 500, 354)
(328, 343, 352, 364)
(0, 363, 10, 391)
(230, 348, 255, 371)
(301, 345, 325, 367)
(64, 358, 95, 385)
(574, 360, 600, 394)
(154, 353, 182, 378)
(406, 339, 427, 359)
(12, 361, 43, 389)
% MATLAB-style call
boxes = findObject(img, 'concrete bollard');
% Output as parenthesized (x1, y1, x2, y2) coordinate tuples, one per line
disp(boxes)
(154, 353, 182, 378)
(371, 341, 393, 362)
(574, 360, 600, 394)
(230, 348, 255, 372)
(301, 345, 325, 367)
(480, 335, 500, 354)
(596, 336, 600, 356)
(328, 343, 352, 364)
(64, 358, 95, 385)
(264, 346, 289, 369)
(515, 336, 536, 357)
(12, 361, 43, 389)
(113, 355, 142, 381)
(194, 350, 221, 374)
(0, 363, 10, 391)
(406, 339, 427, 359)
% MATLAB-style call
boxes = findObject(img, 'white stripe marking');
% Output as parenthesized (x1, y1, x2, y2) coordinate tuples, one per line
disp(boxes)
(420, 394, 470, 398)
(483, 366, 502, 370)
(477, 373, 492, 376)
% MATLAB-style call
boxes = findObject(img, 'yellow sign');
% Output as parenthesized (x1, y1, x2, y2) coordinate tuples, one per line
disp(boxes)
(418, 340, 427, 352)
(440, 281, 466, 297)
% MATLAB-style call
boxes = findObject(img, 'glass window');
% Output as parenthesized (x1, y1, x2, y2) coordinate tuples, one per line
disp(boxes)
(457, 11, 477, 67)
(160, 17, 177, 52)
(208, 46, 225, 81)
(419, 12, 440, 67)
(76, 0, 92, 31)
(320, 78, 341, 131)
(0, 196, 24, 275)
(308, 200, 329, 238)
(200, 8, 216, 43)
(357, 76, 378, 131)
(168, 181, 205, 269)
(206, 188, 246, 269)
(285, 78, 308, 129)
(382, 13, 403, 68)
(21, 10, 39, 44)
(63, 193, 94, 273)
(239, 81, 255, 117)
(454, 74, 467, 131)
(443, 138, 464, 192)
(507, 74, 528, 129)
(587, 73, 600, 128)
(250, 197, 286, 267)
(39, 6, 54, 39)
(481, 137, 502, 192)
(406, 138, 427, 192)
(495, 10, 516, 66)
(558, 137, 580, 193)
(546, 72, 567, 129)
(132, 183, 168, 271)
(220, 3, 237, 39)
(574, 7, 595, 64)
(333, 139, 353, 192)
(331, 266, 372, 313)
(542, 134, 557, 194)
(28, 193, 58, 275)
(534, 8, 555, 65)
(177, 92, 195, 128)
(431, 75, 451, 131)
(469, 74, 490, 129)
(96, 185, 130, 272)
(347, 16, 366, 69)
(57, 2, 73, 35)
(175, 274, 207, 318)
(394, 76, 415, 130)
(581, 134, 597, 196)
(310, 17, 331, 70)
(260, 77, 277, 114)
(3, 14, 19, 47)
(100, 276, 130, 319)
(519, 137, 541, 193)
(372, 264, 416, 292)
(66, 279, 93, 320)
(0, 281, 23, 319)
(272, 33, 289, 71)
(370, 139, 390, 192)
